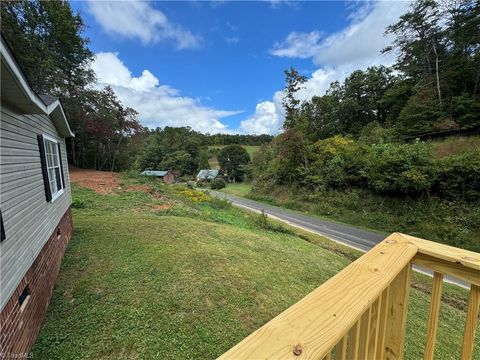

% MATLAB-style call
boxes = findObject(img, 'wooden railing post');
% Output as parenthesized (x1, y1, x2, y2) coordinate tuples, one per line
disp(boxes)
(424, 272, 444, 360)
(460, 284, 480, 360)
(384, 263, 412, 360)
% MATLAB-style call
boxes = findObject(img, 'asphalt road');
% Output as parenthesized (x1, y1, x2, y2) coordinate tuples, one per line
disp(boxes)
(210, 190, 467, 288)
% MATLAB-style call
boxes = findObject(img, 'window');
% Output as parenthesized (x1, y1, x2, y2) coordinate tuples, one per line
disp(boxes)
(19, 285, 31, 312)
(0, 209, 5, 243)
(38, 134, 65, 202)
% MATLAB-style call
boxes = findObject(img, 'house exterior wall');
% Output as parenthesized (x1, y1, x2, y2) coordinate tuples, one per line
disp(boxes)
(0, 208, 72, 356)
(0, 104, 73, 353)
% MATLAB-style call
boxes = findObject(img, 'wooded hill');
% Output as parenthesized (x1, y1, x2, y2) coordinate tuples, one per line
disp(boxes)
(282, 0, 479, 142)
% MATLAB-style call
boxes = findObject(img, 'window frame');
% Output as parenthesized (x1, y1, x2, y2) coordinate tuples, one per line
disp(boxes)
(42, 134, 65, 203)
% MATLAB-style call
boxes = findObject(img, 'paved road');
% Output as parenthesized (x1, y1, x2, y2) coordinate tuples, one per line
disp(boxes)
(212, 191, 385, 252)
(210, 190, 467, 288)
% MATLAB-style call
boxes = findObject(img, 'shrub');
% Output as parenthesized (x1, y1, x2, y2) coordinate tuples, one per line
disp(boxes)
(253, 210, 293, 234)
(434, 151, 480, 201)
(173, 187, 210, 202)
(206, 196, 231, 209)
(210, 178, 226, 190)
(304, 136, 369, 189)
(363, 141, 434, 195)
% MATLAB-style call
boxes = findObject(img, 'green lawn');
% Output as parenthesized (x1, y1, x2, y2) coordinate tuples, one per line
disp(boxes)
(219, 182, 252, 197)
(207, 145, 259, 169)
(32, 176, 478, 359)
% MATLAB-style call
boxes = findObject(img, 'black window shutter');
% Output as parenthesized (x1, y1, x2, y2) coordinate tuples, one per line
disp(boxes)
(57, 142, 65, 189)
(0, 209, 5, 243)
(37, 135, 52, 202)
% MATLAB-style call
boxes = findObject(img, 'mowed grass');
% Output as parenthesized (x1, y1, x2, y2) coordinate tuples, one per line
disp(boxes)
(32, 177, 479, 359)
(219, 182, 252, 197)
(207, 145, 259, 169)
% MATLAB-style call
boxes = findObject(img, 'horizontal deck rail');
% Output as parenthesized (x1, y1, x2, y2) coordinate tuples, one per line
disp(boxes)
(218, 233, 480, 360)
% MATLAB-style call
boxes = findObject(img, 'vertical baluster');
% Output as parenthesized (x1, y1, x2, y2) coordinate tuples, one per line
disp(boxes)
(384, 263, 412, 360)
(369, 296, 383, 359)
(460, 284, 480, 360)
(348, 320, 361, 360)
(359, 307, 372, 359)
(333, 336, 347, 360)
(424, 272, 444, 360)
(377, 288, 390, 360)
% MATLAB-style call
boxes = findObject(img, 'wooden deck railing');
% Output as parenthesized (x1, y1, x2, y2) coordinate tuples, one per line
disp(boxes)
(218, 233, 480, 360)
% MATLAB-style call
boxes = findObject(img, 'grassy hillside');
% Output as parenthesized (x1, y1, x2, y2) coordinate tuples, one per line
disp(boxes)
(207, 145, 259, 169)
(430, 135, 480, 158)
(32, 175, 478, 359)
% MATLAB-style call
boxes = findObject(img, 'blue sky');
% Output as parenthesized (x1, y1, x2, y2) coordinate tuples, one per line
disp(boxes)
(72, 1, 409, 134)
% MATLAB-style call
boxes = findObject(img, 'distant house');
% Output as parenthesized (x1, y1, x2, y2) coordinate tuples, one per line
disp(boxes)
(141, 170, 175, 184)
(0, 36, 74, 354)
(196, 169, 219, 182)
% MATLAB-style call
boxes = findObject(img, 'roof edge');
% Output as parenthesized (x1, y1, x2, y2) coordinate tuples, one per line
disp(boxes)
(1, 36, 74, 138)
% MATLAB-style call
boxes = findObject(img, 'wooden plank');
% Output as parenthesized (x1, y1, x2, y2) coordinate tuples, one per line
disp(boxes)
(369, 296, 382, 359)
(398, 233, 480, 271)
(217, 234, 418, 360)
(384, 264, 412, 360)
(460, 284, 480, 360)
(377, 288, 390, 360)
(424, 272, 444, 360)
(358, 308, 371, 359)
(348, 321, 360, 360)
(333, 336, 347, 360)
(413, 253, 480, 287)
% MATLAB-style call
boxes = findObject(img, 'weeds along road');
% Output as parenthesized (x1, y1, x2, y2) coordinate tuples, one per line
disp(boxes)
(209, 190, 468, 288)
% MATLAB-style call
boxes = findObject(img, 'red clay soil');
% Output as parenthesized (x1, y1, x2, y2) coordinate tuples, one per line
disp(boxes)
(69, 167, 120, 194)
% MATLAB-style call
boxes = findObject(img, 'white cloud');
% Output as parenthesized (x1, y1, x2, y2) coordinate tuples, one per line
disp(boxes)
(243, 0, 409, 134)
(92, 52, 240, 133)
(270, 31, 323, 59)
(240, 101, 282, 135)
(269, 0, 300, 9)
(87, 1, 201, 49)
(225, 36, 241, 44)
(271, 1, 407, 67)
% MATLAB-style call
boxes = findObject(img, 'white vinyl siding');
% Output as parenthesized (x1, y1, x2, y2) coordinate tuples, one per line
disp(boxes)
(0, 105, 72, 311)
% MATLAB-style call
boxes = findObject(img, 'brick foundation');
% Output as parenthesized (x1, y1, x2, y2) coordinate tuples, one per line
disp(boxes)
(0, 207, 73, 358)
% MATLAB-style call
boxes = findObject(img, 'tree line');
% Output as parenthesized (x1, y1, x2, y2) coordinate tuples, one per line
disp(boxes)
(251, 0, 480, 201)
(1, 0, 272, 173)
(283, 0, 479, 141)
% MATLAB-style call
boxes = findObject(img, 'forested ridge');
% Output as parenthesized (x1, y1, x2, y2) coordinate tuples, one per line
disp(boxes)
(2, 0, 479, 249)
(282, 0, 479, 141)
(248, 0, 480, 251)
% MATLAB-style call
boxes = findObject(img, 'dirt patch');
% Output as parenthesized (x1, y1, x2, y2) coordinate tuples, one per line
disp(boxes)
(128, 184, 150, 192)
(128, 184, 170, 202)
(152, 203, 172, 211)
(69, 168, 173, 210)
(69, 167, 120, 194)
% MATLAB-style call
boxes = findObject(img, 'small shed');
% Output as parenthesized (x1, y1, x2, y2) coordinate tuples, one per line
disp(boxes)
(196, 169, 219, 182)
(140, 170, 175, 184)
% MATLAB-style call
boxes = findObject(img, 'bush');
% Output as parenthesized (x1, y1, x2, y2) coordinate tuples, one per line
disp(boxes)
(303, 136, 369, 189)
(253, 210, 293, 234)
(206, 196, 231, 209)
(363, 141, 434, 195)
(210, 178, 226, 190)
(434, 151, 480, 201)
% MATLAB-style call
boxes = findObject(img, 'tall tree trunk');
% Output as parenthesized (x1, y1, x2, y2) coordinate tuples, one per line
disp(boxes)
(69, 138, 76, 166)
(432, 44, 442, 105)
